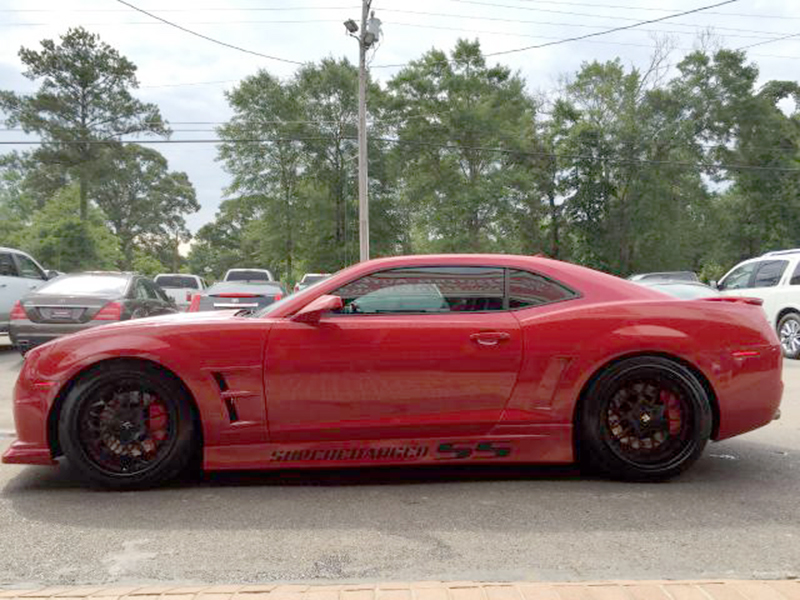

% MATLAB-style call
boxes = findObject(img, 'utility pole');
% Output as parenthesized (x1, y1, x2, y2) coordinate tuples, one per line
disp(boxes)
(344, 2, 380, 263)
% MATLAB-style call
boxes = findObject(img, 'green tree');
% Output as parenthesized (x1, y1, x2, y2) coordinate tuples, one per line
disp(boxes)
(0, 27, 169, 220)
(18, 184, 121, 271)
(387, 40, 535, 252)
(91, 144, 199, 269)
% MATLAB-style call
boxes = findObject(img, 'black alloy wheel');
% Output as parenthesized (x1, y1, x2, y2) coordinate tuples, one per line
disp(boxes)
(59, 361, 196, 489)
(578, 356, 712, 481)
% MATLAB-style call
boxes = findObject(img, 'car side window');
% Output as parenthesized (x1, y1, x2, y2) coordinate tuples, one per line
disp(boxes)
(790, 262, 800, 285)
(752, 260, 788, 288)
(333, 266, 505, 314)
(133, 279, 151, 300)
(718, 263, 757, 291)
(145, 279, 169, 301)
(0, 252, 18, 277)
(508, 269, 577, 309)
(14, 253, 45, 280)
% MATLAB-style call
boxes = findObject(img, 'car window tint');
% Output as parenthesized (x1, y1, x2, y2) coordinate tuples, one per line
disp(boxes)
(144, 279, 168, 301)
(14, 253, 45, 280)
(333, 266, 505, 314)
(227, 270, 271, 282)
(791, 262, 800, 285)
(718, 262, 757, 291)
(508, 269, 577, 308)
(133, 280, 151, 300)
(0, 252, 18, 277)
(752, 260, 788, 288)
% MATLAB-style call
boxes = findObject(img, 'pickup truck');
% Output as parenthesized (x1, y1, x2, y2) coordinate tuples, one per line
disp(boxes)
(153, 273, 207, 311)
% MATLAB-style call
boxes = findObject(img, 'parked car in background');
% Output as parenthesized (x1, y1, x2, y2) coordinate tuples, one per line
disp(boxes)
(716, 249, 800, 358)
(628, 271, 700, 283)
(223, 268, 275, 282)
(293, 272, 332, 293)
(0, 247, 54, 335)
(188, 280, 286, 313)
(154, 273, 207, 311)
(9, 272, 177, 355)
(636, 280, 720, 300)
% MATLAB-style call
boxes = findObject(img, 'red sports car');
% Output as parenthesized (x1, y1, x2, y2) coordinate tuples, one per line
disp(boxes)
(2, 254, 783, 489)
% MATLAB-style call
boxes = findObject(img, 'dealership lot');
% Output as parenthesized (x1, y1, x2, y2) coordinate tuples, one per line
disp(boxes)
(0, 335, 798, 586)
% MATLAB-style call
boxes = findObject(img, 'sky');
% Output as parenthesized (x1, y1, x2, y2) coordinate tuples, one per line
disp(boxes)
(0, 0, 798, 238)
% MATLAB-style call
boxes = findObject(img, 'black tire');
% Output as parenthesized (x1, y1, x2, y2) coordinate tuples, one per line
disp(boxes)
(578, 356, 712, 482)
(777, 313, 800, 359)
(59, 361, 197, 490)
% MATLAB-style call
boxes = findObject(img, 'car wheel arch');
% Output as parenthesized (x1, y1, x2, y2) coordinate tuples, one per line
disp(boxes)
(47, 357, 204, 460)
(775, 307, 800, 330)
(571, 352, 721, 455)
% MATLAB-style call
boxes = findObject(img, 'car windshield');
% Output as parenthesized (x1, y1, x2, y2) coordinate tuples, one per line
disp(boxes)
(226, 270, 271, 282)
(154, 275, 199, 289)
(37, 274, 128, 296)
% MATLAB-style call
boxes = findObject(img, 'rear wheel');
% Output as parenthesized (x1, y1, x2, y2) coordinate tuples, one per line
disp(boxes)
(59, 362, 197, 490)
(578, 356, 712, 481)
(778, 313, 800, 359)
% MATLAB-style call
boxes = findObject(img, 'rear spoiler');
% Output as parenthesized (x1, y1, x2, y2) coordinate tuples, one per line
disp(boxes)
(701, 296, 764, 306)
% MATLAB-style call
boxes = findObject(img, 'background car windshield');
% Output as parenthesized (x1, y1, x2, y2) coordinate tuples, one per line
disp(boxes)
(302, 275, 329, 285)
(155, 275, 199, 289)
(227, 270, 271, 282)
(645, 283, 719, 299)
(39, 275, 128, 296)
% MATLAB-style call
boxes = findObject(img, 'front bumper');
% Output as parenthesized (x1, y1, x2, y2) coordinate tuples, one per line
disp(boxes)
(2, 440, 57, 465)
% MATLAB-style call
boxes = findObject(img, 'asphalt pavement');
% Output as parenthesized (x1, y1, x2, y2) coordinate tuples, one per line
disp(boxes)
(0, 335, 798, 587)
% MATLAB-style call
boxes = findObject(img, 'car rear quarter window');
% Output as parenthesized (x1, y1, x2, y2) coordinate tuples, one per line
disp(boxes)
(752, 260, 788, 288)
(334, 266, 506, 314)
(790, 262, 800, 285)
(0, 252, 18, 277)
(508, 269, 577, 309)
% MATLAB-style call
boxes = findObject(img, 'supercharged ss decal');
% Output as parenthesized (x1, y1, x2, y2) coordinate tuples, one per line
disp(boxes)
(436, 441, 512, 460)
(271, 445, 429, 462)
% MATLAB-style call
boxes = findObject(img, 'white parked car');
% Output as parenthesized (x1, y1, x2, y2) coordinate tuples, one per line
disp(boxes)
(0, 247, 53, 334)
(153, 273, 207, 311)
(223, 268, 275, 282)
(293, 272, 332, 293)
(716, 249, 800, 358)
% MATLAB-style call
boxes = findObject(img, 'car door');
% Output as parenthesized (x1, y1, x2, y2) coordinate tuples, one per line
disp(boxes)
(264, 265, 523, 442)
(0, 251, 46, 329)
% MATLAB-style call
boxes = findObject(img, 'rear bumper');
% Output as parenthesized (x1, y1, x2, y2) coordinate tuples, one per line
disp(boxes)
(2, 440, 57, 466)
(10, 321, 104, 351)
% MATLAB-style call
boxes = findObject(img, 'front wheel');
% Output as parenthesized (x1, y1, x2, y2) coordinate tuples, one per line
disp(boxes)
(778, 313, 800, 359)
(59, 362, 197, 490)
(578, 357, 712, 482)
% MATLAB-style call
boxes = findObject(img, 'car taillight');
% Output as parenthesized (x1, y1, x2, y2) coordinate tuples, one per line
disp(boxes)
(188, 294, 201, 312)
(274, 292, 282, 301)
(10, 301, 26, 321)
(186, 291, 192, 302)
(93, 301, 123, 321)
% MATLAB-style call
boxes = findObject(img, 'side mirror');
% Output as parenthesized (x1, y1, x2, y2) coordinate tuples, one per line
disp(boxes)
(291, 294, 343, 324)
(46, 270, 60, 280)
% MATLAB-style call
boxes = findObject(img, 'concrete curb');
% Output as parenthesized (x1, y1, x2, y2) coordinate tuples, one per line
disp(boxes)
(0, 581, 798, 600)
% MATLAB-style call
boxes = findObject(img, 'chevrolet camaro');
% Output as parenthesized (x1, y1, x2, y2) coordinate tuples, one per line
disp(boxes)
(2, 255, 783, 489)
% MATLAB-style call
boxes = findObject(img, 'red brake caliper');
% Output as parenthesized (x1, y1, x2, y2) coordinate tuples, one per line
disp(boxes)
(147, 402, 168, 444)
(661, 389, 682, 435)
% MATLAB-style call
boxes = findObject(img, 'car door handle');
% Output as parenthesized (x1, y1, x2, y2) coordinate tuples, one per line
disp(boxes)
(470, 331, 511, 346)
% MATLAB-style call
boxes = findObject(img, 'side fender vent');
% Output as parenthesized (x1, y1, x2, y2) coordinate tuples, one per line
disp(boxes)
(212, 371, 229, 392)
(224, 398, 239, 423)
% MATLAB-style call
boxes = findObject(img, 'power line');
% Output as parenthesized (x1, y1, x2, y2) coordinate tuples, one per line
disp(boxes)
(447, 0, 799, 22)
(738, 31, 800, 50)
(486, 0, 741, 57)
(0, 5, 361, 12)
(114, 0, 305, 66)
(372, 0, 740, 68)
(1, 136, 797, 173)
